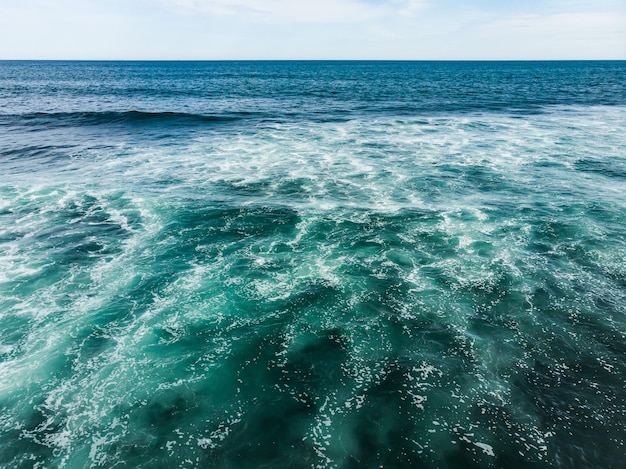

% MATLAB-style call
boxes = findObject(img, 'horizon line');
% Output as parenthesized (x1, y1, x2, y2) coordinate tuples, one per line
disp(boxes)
(1, 58, 625, 62)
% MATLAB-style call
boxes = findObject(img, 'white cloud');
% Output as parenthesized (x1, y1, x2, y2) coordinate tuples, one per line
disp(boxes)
(0, 0, 624, 59)
(162, 0, 426, 23)
(466, 11, 626, 59)
(481, 11, 625, 33)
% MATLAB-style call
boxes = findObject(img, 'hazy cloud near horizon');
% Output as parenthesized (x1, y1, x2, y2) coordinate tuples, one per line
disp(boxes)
(0, 0, 624, 59)
(162, 0, 427, 22)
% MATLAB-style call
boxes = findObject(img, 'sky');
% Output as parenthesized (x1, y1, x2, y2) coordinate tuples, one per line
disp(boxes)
(0, 0, 624, 60)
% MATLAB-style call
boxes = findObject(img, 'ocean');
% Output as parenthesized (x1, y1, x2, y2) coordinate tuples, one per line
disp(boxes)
(0, 61, 625, 468)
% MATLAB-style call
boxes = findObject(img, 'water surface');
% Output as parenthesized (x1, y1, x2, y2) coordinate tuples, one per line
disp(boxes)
(1, 61, 625, 468)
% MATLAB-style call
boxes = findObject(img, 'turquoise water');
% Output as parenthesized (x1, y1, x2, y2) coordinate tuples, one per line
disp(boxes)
(1, 61, 625, 468)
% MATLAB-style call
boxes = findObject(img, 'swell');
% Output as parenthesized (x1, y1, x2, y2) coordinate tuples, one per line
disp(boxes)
(0, 110, 246, 129)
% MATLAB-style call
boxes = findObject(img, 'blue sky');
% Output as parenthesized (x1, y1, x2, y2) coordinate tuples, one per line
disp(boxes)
(0, 0, 624, 59)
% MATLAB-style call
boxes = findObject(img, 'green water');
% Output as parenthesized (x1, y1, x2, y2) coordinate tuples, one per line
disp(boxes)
(1, 61, 626, 468)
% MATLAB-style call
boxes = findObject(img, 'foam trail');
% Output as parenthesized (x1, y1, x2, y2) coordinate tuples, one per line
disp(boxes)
(1, 60, 625, 468)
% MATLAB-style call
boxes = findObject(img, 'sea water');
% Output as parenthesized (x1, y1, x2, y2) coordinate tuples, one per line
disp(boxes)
(0, 61, 625, 468)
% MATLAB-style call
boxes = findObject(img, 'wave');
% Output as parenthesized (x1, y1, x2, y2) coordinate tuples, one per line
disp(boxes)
(0, 110, 247, 128)
(2, 103, 626, 131)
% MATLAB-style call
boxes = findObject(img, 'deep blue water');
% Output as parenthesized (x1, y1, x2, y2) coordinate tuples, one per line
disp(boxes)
(1, 61, 625, 468)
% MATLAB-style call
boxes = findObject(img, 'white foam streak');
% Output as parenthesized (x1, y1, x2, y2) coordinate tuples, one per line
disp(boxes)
(1, 106, 625, 466)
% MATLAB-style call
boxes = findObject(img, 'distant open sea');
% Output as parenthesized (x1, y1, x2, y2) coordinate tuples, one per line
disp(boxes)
(1, 61, 625, 468)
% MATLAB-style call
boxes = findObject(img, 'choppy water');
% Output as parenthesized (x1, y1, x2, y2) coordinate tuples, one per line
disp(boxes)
(1, 61, 625, 468)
